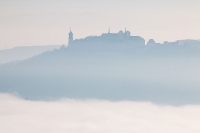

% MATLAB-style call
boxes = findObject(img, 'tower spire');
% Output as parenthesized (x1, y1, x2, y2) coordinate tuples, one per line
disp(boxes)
(68, 27, 73, 45)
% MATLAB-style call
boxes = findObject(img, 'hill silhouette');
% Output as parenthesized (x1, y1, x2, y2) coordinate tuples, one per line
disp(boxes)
(1, 42, 200, 105)
(0, 45, 60, 65)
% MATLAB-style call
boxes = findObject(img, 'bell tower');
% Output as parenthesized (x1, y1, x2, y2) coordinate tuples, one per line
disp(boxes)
(68, 28, 73, 45)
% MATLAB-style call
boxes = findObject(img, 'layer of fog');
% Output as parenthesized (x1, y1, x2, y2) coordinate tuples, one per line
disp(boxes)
(0, 93, 200, 133)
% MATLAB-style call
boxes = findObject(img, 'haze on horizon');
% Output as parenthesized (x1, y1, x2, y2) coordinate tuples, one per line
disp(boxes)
(1, 0, 200, 49)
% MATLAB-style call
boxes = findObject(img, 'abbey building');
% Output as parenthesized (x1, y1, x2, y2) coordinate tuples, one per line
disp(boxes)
(68, 28, 145, 46)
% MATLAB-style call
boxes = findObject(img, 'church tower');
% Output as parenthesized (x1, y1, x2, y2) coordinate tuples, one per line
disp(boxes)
(68, 28, 73, 45)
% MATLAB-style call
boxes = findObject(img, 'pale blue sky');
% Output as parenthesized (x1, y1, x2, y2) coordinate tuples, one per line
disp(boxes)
(1, 0, 200, 49)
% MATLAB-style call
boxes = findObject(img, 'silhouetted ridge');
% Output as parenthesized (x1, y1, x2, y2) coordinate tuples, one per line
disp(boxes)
(1, 37, 200, 105)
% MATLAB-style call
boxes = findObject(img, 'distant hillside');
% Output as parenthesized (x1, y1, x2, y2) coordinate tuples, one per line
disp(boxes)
(0, 45, 61, 65)
(1, 42, 200, 105)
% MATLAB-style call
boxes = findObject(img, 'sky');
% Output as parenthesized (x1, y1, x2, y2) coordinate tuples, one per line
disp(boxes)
(0, 0, 200, 49)
(1, 93, 200, 133)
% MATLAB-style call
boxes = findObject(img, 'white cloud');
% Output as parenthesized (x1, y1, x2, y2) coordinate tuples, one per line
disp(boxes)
(0, 93, 200, 133)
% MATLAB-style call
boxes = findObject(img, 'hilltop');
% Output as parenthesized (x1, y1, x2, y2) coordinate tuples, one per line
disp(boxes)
(0, 45, 60, 65)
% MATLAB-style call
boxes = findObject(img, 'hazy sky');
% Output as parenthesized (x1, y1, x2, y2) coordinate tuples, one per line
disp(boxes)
(1, 0, 200, 49)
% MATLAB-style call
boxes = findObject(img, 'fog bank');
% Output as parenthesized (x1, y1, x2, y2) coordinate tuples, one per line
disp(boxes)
(0, 93, 200, 133)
